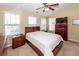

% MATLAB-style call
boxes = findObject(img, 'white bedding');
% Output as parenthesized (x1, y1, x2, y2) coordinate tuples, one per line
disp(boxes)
(26, 31, 63, 56)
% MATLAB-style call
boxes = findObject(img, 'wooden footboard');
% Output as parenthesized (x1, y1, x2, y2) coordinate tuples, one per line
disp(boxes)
(26, 40, 63, 56)
(52, 41, 63, 56)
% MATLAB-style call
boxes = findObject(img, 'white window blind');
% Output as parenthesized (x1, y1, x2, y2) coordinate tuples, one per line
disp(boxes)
(40, 18, 46, 31)
(28, 16, 37, 25)
(4, 13, 20, 36)
(49, 18, 56, 31)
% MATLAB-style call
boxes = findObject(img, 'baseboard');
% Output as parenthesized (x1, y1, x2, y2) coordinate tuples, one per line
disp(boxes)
(5, 44, 12, 48)
(68, 40, 79, 44)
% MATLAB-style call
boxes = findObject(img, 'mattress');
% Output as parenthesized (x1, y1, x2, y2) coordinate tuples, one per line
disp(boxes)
(26, 31, 63, 56)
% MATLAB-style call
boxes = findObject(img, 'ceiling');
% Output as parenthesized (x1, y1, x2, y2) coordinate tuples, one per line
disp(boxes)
(0, 3, 71, 16)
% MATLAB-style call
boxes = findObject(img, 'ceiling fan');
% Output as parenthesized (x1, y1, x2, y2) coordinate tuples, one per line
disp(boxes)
(36, 3, 59, 12)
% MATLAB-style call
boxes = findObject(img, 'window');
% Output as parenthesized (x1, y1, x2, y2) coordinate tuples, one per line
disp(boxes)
(4, 13, 20, 36)
(28, 16, 37, 26)
(40, 18, 46, 31)
(49, 18, 56, 31)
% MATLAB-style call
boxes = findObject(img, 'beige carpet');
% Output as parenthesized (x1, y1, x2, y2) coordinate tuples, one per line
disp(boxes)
(6, 41, 79, 56)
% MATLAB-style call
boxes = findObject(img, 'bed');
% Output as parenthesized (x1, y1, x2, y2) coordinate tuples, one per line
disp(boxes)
(25, 26, 63, 56)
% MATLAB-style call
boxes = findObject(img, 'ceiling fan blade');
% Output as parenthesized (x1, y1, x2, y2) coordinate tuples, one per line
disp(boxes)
(49, 7, 54, 11)
(36, 7, 44, 10)
(50, 3, 59, 6)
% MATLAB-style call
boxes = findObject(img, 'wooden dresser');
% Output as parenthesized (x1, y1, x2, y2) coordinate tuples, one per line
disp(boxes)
(12, 34, 26, 49)
(55, 24, 67, 41)
(0, 35, 5, 56)
(55, 17, 68, 41)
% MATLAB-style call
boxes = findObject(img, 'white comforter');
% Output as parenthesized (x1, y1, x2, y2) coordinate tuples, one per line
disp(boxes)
(26, 31, 63, 56)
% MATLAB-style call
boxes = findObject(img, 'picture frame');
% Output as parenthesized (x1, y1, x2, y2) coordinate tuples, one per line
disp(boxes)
(72, 20, 79, 25)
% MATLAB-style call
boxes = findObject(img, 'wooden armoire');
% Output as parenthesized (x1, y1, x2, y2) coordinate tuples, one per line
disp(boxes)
(55, 17, 68, 41)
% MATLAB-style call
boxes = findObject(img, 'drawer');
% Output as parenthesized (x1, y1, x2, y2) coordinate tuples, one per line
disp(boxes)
(12, 35, 25, 49)
(13, 37, 23, 42)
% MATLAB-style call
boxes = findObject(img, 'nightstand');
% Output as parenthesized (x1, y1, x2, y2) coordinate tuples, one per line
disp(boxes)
(12, 34, 26, 49)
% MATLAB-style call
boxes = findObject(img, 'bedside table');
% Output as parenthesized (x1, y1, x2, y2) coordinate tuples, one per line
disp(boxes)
(12, 34, 26, 49)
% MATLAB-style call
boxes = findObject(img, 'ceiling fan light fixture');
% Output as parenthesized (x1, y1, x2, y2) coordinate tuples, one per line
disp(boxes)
(45, 7, 49, 11)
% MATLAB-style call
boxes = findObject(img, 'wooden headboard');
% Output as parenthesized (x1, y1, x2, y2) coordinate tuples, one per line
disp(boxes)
(25, 26, 40, 35)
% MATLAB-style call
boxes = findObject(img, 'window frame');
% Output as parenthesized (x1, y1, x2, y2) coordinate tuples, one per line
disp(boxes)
(48, 18, 56, 31)
(40, 18, 47, 31)
(4, 13, 20, 36)
(28, 16, 37, 25)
